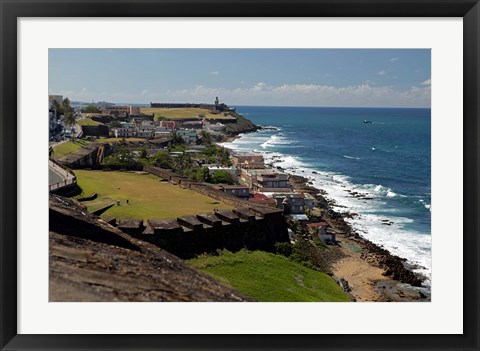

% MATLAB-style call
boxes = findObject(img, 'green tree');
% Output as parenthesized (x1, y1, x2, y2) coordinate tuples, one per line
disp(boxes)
(110, 120, 122, 128)
(51, 99, 63, 115)
(139, 147, 148, 159)
(82, 105, 100, 113)
(152, 151, 173, 169)
(171, 132, 185, 145)
(102, 145, 135, 166)
(210, 170, 234, 184)
(195, 167, 210, 182)
(200, 131, 213, 146)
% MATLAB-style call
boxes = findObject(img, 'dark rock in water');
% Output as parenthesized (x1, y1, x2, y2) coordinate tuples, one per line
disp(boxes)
(312, 171, 318, 174)
(419, 291, 427, 298)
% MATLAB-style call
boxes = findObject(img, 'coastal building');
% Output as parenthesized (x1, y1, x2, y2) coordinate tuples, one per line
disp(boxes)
(206, 165, 237, 177)
(285, 193, 307, 214)
(273, 193, 308, 215)
(232, 153, 265, 170)
(249, 193, 276, 207)
(136, 128, 155, 139)
(241, 168, 290, 192)
(159, 120, 176, 131)
(176, 130, 198, 144)
(112, 127, 136, 138)
(155, 126, 172, 138)
(181, 121, 203, 129)
(213, 185, 250, 200)
(304, 193, 316, 210)
(101, 105, 140, 116)
(205, 122, 226, 132)
(110, 122, 136, 138)
(307, 222, 335, 243)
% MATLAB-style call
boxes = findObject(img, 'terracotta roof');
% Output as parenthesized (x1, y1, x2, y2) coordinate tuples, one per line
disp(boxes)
(307, 222, 329, 228)
(249, 197, 276, 205)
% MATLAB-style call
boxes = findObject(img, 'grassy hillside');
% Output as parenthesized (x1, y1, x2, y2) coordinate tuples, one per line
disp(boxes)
(140, 107, 235, 121)
(188, 250, 350, 302)
(77, 118, 104, 126)
(74, 170, 232, 220)
(51, 139, 92, 159)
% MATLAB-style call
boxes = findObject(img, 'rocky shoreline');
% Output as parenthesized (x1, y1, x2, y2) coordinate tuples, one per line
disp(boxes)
(288, 174, 430, 302)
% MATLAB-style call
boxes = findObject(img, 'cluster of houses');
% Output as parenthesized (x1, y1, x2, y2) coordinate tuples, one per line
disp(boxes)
(91, 106, 228, 144)
(211, 152, 336, 243)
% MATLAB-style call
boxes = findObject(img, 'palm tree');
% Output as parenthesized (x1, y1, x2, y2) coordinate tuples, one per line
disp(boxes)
(62, 98, 76, 141)
(62, 98, 75, 126)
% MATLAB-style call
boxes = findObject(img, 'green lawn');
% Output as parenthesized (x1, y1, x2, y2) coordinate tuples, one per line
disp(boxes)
(77, 118, 104, 126)
(74, 170, 232, 220)
(51, 139, 92, 159)
(188, 250, 350, 302)
(140, 107, 235, 121)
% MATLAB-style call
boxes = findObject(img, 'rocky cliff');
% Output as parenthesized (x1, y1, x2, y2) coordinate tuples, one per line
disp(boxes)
(49, 194, 251, 302)
(225, 112, 259, 135)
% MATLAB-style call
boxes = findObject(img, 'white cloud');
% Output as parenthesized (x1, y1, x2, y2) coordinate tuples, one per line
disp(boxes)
(390, 57, 399, 62)
(210, 71, 220, 75)
(159, 82, 431, 108)
(56, 82, 431, 108)
(420, 79, 431, 86)
(378, 70, 387, 75)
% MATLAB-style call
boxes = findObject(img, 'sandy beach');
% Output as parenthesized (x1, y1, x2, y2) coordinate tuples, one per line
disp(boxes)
(287, 174, 430, 302)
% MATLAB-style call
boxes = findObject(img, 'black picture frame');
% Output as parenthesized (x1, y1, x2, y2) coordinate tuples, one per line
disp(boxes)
(1, 1, 479, 350)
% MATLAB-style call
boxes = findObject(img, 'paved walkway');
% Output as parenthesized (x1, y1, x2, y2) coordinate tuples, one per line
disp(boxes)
(49, 167, 65, 186)
(48, 160, 75, 191)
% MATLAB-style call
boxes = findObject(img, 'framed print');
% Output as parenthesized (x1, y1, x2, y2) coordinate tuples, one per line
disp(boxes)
(1, 0, 479, 350)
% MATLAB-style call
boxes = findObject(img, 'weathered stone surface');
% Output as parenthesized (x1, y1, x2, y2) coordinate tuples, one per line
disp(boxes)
(49, 194, 251, 302)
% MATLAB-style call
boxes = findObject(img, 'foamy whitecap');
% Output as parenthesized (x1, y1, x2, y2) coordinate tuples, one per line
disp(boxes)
(343, 155, 361, 160)
(386, 190, 397, 198)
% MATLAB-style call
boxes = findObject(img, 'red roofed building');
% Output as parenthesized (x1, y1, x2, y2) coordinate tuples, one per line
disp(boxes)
(248, 193, 276, 207)
(159, 121, 176, 132)
(307, 222, 329, 228)
(307, 222, 335, 243)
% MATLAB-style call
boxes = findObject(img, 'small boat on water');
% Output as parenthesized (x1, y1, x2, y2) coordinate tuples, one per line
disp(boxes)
(363, 120, 373, 124)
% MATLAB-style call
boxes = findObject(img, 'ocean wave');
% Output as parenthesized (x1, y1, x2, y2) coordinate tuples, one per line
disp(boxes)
(343, 155, 361, 160)
(260, 125, 282, 131)
(260, 134, 292, 149)
(418, 199, 432, 212)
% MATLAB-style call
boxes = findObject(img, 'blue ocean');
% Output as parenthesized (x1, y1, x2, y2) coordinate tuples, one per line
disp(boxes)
(221, 106, 431, 285)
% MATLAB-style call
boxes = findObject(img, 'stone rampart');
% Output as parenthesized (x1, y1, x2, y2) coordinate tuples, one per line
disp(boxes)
(81, 125, 109, 137)
(116, 206, 288, 259)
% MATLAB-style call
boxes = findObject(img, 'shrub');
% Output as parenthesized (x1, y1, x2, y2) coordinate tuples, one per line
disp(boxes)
(274, 242, 293, 258)
(290, 239, 329, 273)
(210, 170, 234, 184)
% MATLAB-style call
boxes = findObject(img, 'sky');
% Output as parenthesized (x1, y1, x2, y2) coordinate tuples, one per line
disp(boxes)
(49, 49, 431, 108)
